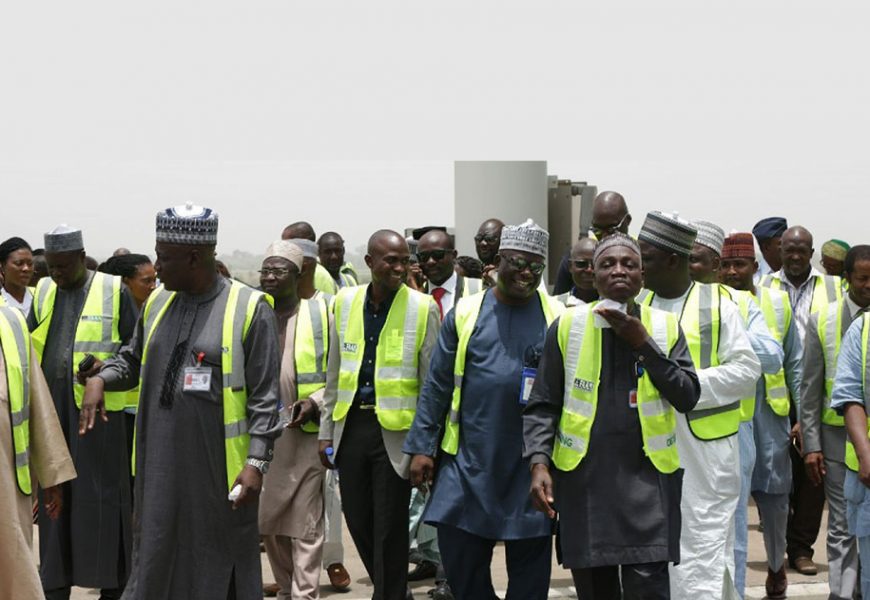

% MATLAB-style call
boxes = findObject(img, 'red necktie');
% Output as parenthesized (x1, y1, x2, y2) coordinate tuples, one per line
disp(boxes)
(431, 287, 446, 320)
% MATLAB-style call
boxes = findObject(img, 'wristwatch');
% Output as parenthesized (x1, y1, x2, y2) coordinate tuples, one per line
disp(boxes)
(245, 457, 270, 474)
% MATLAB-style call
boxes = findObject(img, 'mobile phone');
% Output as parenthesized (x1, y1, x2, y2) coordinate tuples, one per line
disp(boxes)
(78, 354, 96, 373)
(289, 402, 303, 422)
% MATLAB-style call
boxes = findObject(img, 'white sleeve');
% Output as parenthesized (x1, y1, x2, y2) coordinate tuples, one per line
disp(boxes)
(693, 299, 763, 410)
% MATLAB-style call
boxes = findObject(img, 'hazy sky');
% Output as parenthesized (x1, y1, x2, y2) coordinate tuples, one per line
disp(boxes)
(2, 2, 868, 259)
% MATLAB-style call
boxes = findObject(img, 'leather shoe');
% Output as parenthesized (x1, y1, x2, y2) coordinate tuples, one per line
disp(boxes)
(408, 560, 438, 581)
(790, 556, 818, 576)
(263, 582, 280, 597)
(429, 581, 455, 600)
(327, 562, 351, 590)
(766, 566, 787, 599)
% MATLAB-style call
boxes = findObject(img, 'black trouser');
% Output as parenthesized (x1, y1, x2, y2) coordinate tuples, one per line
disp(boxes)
(571, 562, 670, 600)
(337, 406, 411, 600)
(437, 523, 552, 600)
(44, 586, 124, 600)
(787, 440, 826, 561)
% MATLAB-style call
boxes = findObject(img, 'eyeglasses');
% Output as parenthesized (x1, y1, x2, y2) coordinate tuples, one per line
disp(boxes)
(474, 233, 499, 244)
(504, 254, 545, 275)
(417, 249, 449, 263)
(572, 259, 593, 271)
(258, 267, 291, 277)
(591, 213, 630, 238)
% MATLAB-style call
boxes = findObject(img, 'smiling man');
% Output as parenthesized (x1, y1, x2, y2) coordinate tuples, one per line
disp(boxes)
(319, 229, 440, 600)
(524, 233, 700, 600)
(404, 219, 564, 600)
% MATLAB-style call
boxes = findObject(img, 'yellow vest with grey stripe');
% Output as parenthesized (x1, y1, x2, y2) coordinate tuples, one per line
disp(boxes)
(760, 273, 843, 315)
(732, 286, 793, 420)
(140, 281, 273, 491)
(31, 272, 127, 411)
(552, 302, 681, 473)
(817, 299, 860, 427)
(295, 296, 330, 433)
(0, 306, 34, 495)
(332, 284, 434, 431)
(441, 289, 563, 455)
(845, 313, 870, 471)
(638, 282, 740, 440)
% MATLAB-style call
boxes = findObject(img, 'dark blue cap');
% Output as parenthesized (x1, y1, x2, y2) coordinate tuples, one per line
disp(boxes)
(752, 217, 788, 241)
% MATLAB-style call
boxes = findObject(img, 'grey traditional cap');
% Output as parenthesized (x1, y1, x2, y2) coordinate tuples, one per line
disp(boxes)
(638, 211, 697, 256)
(44, 224, 84, 252)
(290, 239, 318, 260)
(593, 232, 641, 267)
(264, 240, 303, 271)
(500, 219, 549, 258)
(692, 220, 726, 256)
(155, 202, 219, 245)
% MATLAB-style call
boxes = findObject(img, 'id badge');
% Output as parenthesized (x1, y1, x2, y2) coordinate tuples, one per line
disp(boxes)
(519, 367, 537, 405)
(628, 389, 638, 409)
(183, 367, 212, 392)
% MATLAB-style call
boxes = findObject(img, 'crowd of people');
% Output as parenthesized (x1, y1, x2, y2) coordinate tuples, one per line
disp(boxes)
(2, 194, 870, 600)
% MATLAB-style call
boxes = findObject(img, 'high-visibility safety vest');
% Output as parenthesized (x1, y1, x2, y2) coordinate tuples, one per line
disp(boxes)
(817, 299, 860, 426)
(732, 286, 793, 420)
(638, 282, 740, 440)
(0, 306, 33, 495)
(760, 273, 843, 315)
(31, 272, 127, 411)
(441, 289, 564, 455)
(332, 284, 434, 431)
(140, 281, 272, 491)
(295, 296, 330, 433)
(552, 302, 681, 472)
(845, 312, 870, 471)
(314, 263, 358, 295)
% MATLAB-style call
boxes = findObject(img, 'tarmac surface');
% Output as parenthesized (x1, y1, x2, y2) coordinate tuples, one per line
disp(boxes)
(55, 499, 833, 599)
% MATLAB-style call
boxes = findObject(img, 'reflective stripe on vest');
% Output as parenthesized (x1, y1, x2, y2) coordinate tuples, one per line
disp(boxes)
(459, 277, 483, 299)
(845, 313, 870, 471)
(440, 288, 564, 455)
(0, 306, 33, 494)
(32, 272, 126, 411)
(551, 302, 680, 473)
(750, 288, 792, 417)
(640, 283, 739, 440)
(295, 297, 329, 433)
(332, 285, 432, 431)
(140, 281, 270, 490)
(819, 300, 849, 426)
(761, 273, 843, 315)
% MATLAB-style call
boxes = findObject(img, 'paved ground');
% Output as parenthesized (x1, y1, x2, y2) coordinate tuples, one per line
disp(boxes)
(56, 499, 832, 599)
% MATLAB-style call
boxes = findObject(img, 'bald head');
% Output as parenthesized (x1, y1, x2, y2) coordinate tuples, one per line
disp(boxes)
(782, 225, 813, 246)
(475, 218, 504, 265)
(571, 237, 597, 259)
(591, 191, 630, 239)
(419, 229, 453, 250)
(367, 229, 406, 256)
(781, 225, 815, 282)
(282, 221, 316, 241)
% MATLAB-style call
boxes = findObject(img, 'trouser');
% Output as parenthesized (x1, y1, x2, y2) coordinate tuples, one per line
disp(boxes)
(571, 562, 671, 600)
(734, 421, 757, 597)
(263, 533, 324, 600)
(409, 487, 441, 565)
(754, 492, 789, 572)
(322, 468, 344, 567)
(824, 458, 861, 599)
(436, 524, 551, 600)
(337, 407, 411, 600)
(787, 440, 826, 561)
(44, 586, 124, 600)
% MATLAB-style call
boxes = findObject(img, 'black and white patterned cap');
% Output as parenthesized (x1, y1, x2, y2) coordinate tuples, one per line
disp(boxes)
(638, 211, 697, 256)
(692, 220, 725, 256)
(155, 203, 219, 245)
(499, 219, 549, 258)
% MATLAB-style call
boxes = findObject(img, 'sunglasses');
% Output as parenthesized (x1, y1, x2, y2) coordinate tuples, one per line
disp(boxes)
(258, 267, 292, 277)
(474, 233, 500, 244)
(591, 213, 630, 238)
(572, 259, 593, 271)
(417, 249, 449, 263)
(504, 254, 545, 275)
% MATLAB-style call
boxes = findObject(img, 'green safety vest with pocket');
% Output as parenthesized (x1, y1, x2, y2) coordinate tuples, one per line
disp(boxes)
(0, 306, 33, 495)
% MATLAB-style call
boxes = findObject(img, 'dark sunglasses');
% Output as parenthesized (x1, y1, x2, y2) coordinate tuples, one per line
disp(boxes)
(474, 233, 500, 244)
(504, 254, 545, 275)
(572, 259, 593, 271)
(258, 267, 291, 277)
(590, 213, 630, 238)
(417, 249, 449, 263)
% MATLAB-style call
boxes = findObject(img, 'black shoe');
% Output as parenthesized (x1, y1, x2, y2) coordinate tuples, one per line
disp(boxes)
(408, 560, 439, 581)
(429, 581, 454, 600)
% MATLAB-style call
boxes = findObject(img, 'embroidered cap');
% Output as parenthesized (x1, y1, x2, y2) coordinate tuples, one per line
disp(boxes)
(44, 224, 84, 253)
(637, 211, 697, 256)
(155, 203, 219, 245)
(692, 220, 726, 256)
(264, 240, 303, 271)
(499, 219, 549, 259)
(722, 232, 756, 259)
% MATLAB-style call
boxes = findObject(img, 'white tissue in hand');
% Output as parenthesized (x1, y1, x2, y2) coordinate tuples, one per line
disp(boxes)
(593, 299, 627, 328)
(228, 484, 242, 502)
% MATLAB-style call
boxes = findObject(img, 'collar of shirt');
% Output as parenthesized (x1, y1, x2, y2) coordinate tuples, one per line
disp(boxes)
(365, 283, 398, 315)
(431, 271, 458, 297)
(845, 294, 869, 321)
(772, 266, 825, 292)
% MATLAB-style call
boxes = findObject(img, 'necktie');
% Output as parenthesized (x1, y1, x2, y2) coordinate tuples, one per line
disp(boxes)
(431, 287, 446, 320)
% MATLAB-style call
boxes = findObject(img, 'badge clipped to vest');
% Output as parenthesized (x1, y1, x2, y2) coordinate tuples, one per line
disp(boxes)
(183, 351, 212, 392)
